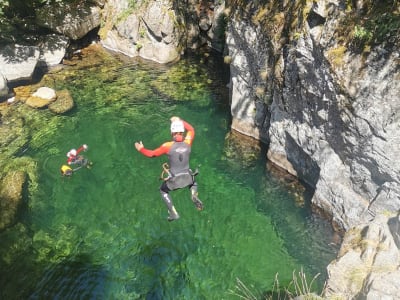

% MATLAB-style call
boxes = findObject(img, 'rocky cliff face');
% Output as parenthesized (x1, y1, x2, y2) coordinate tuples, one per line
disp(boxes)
(226, 0, 400, 232)
(100, 0, 226, 63)
(226, 2, 400, 295)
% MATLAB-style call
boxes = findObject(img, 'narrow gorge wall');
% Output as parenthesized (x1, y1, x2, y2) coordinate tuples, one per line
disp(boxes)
(225, 0, 400, 231)
(99, 0, 226, 63)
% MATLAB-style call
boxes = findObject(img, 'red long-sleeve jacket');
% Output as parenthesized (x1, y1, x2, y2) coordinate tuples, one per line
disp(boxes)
(139, 120, 195, 158)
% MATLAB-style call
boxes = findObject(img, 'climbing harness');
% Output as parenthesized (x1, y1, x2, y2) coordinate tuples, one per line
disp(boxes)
(160, 163, 172, 181)
(160, 162, 200, 181)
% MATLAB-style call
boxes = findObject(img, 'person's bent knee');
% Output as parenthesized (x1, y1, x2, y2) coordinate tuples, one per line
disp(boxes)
(160, 182, 170, 193)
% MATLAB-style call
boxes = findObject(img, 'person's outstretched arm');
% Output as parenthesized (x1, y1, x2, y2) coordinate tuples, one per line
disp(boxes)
(135, 141, 172, 157)
(76, 144, 88, 154)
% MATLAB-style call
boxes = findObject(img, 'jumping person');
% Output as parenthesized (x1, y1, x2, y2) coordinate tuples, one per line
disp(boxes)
(134, 116, 203, 221)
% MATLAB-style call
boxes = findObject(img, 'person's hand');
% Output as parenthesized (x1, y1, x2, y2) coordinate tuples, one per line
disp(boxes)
(83, 144, 88, 151)
(135, 141, 144, 151)
(170, 116, 180, 122)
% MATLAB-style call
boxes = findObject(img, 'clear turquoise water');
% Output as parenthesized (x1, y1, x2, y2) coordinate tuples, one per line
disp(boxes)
(0, 50, 337, 299)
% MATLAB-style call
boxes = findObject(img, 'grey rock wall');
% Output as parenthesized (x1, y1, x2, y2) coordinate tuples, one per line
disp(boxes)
(100, 0, 226, 63)
(36, 3, 101, 40)
(324, 213, 400, 299)
(226, 0, 400, 231)
(100, 0, 183, 63)
(225, 3, 400, 295)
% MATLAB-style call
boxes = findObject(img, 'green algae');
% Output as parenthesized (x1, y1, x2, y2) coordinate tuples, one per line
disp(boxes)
(151, 61, 213, 106)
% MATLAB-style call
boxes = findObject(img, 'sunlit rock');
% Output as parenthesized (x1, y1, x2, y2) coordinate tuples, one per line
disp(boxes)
(0, 45, 40, 82)
(0, 72, 8, 97)
(26, 87, 57, 108)
(325, 213, 400, 299)
(13, 85, 34, 102)
(100, 0, 182, 63)
(38, 34, 70, 67)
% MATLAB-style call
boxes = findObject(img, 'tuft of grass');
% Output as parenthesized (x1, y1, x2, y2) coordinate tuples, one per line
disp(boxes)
(351, 25, 373, 50)
(286, 269, 321, 299)
(229, 268, 322, 300)
(326, 46, 347, 69)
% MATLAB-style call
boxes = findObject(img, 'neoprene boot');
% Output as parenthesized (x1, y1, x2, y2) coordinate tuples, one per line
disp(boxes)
(160, 191, 180, 221)
(190, 185, 203, 211)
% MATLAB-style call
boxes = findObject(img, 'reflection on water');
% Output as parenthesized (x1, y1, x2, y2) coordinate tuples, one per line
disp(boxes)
(0, 46, 338, 299)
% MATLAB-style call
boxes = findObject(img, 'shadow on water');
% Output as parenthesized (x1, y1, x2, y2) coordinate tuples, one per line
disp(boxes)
(126, 229, 198, 299)
(29, 254, 108, 300)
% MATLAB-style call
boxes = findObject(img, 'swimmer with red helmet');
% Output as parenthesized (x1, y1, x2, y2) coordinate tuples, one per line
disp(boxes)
(61, 144, 91, 176)
(135, 116, 203, 221)
(67, 144, 88, 165)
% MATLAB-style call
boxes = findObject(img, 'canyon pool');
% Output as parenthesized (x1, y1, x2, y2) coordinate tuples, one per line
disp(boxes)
(0, 46, 338, 299)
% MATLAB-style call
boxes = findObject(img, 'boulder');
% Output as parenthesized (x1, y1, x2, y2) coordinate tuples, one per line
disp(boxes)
(36, 3, 101, 40)
(38, 34, 70, 67)
(0, 44, 40, 82)
(101, 0, 182, 63)
(48, 89, 74, 114)
(26, 87, 57, 108)
(0, 72, 8, 98)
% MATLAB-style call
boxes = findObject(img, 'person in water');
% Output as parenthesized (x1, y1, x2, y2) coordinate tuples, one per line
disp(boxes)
(67, 144, 88, 165)
(61, 144, 91, 176)
(60, 164, 73, 177)
(135, 116, 203, 221)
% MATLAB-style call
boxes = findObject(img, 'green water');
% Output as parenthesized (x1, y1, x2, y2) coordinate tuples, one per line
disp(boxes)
(0, 49, 337, 299)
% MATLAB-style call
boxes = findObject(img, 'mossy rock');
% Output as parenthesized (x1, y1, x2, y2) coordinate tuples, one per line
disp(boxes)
(13, 85, 35, 102)
(223, 130, 261, 167)
(48, 89, 74, 114)
(0, 170, 27, 231)
(0, 114, 27, 157)
(26, 95, 55, 108)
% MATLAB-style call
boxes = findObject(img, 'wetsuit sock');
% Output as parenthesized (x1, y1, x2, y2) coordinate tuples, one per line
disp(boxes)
(190, 185, 203, 211)
(160, 191, 180, 221)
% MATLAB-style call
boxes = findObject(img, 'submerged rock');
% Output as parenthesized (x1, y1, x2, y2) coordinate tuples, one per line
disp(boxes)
(48, 89, 74, 114)
(0, 170, 27, 231)
(223, 130, 261, 168)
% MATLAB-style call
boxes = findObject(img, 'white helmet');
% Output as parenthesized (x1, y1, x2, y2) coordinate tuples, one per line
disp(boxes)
(170, 120, 184, 133)
(67, 149, 77, 157)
